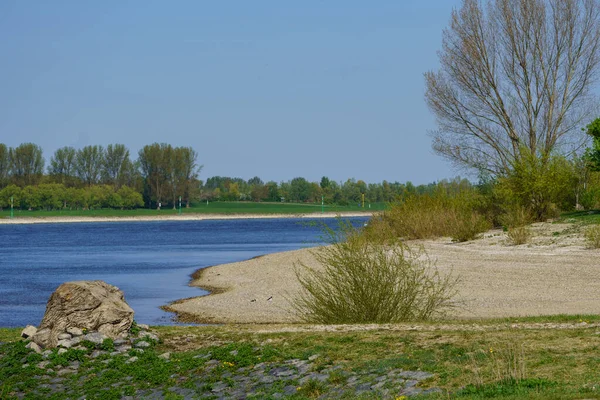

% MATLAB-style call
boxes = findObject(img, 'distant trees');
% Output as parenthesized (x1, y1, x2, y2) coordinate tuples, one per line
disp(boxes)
(48, 146, 77, 186)
(75, 145, 104, 186)
(138, 143, 202, 209)
(425, 0, 600, 175)
(0, 144, 8, 189)
(9, 143, 44, 187)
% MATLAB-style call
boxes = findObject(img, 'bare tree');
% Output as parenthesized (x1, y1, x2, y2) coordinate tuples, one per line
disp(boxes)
(48, 146, 77, 186)
(425, 0, 600, 175)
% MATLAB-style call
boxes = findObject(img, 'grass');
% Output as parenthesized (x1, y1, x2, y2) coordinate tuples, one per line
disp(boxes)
(0, 201, 386, 219)
(3, 318, 600, 399)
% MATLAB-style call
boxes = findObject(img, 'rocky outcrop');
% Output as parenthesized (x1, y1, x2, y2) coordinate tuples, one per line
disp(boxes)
(31, 280, 134, 348)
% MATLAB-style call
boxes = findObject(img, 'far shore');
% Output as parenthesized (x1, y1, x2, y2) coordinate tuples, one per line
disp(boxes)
(0, 211, 374, 225)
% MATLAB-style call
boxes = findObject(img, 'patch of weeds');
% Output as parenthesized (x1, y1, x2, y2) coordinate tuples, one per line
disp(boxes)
(297, 378, 327, 398)
(129, 321, 141, 336)
(455, 377, 557, 397)
(100, 338, 115, 352)
(327, 370, 348, 385)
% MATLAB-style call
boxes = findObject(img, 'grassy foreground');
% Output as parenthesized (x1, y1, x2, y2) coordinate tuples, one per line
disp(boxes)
(2, 315, 600, 399)
(0, 202, 385, 219)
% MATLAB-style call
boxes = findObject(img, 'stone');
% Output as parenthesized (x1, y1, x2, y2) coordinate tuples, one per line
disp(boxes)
(21, 325, 38, 339)
(57, 348, 67, 355)
(134, 341, 151, 349)
(31, 280, 134, 349)
(83, 332, 107, 345)
(57, 339, 73, 349)
(126, 356, 139, 363)
(66, 327, 83, 337)
(138, 331, 159, 342)
(25, 342, 42, 354)
(159, 352, 171, 360)
(57, 333, 72, 340)
(137, 323, 150, 330)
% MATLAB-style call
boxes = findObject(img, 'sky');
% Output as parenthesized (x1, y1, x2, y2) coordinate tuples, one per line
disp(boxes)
(0, 1, 463, 184)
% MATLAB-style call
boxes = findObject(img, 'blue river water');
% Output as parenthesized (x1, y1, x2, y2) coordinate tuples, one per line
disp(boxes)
(0, 217, 367, 328)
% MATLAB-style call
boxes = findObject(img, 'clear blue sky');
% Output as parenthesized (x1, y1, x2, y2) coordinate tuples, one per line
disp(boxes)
(0, 1, 462, 184)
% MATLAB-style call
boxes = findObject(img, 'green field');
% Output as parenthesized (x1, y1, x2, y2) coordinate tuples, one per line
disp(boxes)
(0, 201, 387, 219)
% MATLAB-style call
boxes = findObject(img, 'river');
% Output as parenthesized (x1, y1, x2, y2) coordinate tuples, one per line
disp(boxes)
(0, 217, 367, 327)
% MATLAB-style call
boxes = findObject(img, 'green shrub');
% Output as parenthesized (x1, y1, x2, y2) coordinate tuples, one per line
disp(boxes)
(374, 186, 491, 242)
(292, 221, 459, 324)
(584, 224, 600, 249)
(495, 150, 577, 221)
(500, 206, 533, 245)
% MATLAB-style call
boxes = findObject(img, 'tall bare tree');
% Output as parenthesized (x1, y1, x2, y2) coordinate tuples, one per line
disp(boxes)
(75, 145, 105, 186)
(425, 0, 600, 175)
(48, 146, 77, 186)
(9, 143, 45, 186)
(102, 144, 134, 188)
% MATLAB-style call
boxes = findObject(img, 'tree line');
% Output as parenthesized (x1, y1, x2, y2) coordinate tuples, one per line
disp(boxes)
(0, 142, 455, 211)
(0, 143, 201, 210)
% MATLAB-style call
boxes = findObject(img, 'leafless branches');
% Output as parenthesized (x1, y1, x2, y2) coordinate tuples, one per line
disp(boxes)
(425, 0, 600, 175)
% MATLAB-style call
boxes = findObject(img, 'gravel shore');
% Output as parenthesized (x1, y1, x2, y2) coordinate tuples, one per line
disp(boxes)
(167, 222, 600, 323)
(0, 212, 372, 225)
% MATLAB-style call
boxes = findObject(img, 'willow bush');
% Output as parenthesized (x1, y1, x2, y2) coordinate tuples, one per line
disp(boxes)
(369, 187, 491, 242)
(292, 221, 459, 324)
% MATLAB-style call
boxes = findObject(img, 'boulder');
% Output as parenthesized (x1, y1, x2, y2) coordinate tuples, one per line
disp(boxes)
(21, 325, 38, 339)
(32, 280, 134, 348)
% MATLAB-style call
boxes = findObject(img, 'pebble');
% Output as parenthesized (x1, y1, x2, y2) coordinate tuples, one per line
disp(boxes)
(134, 341, 151, 349)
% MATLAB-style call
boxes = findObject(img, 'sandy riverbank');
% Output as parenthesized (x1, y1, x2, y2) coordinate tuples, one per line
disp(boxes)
(0, 212, 373, 225)
(167, 222, 600, 323)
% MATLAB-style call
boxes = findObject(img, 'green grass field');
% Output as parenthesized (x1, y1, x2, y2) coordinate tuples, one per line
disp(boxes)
(0, 201, 387, 219)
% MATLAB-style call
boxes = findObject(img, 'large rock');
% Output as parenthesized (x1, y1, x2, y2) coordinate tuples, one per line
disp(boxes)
(32, 281, 134, 349)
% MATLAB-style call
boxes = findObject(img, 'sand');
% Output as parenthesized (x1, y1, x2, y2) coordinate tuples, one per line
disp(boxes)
(0, 212, 372, 225)
(167, 221, 600, 323)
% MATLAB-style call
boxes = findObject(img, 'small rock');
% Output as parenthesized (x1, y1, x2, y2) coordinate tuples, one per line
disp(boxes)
(211, 382, 228, 393)
(57, 348, 67, 355)
(57, 333, 72, 340)
(66, 327, 83, 337)
(398, 371, 434, 380)
(36, 361, 51, 369)
(126, 356, 139, 364)
(25, 342, 42, 354)
(159, 352, 171, 360)
(21, 325, 38, 339)
(134, 341, 150, 349)
(115, 345, 132, 353)
(90, 350, 106, 358)
(83, 332, 107, 345)
(42, 350, 52, 359)
(283, 385, 297, 396)
(57, 339, 73, 348)
(113, 338, 128, 346)
(137, 324, 150, 330)
(308, 354, 320, 361)
(229, 350, 238, 356)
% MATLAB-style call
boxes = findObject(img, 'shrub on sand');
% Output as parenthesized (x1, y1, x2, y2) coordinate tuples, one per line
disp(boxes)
(291, 221, 459, 324)
(377, 189, 491, 242)
(584, 224, 600, 249)
(501, 206, 533, 245)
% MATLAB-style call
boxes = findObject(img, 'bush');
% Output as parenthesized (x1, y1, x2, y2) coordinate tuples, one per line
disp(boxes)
(501, 206, 533, 245)
(495, 151, 577, 221)
(584, 224, 600, 249)
(291, 221, 459, 324)
(373, 185, 491, 242)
